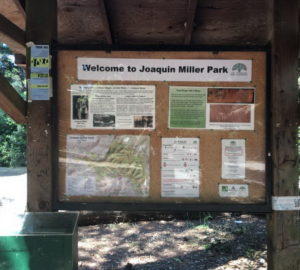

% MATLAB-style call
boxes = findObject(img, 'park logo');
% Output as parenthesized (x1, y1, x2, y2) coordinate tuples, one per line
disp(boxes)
(231, 63, 248, 76)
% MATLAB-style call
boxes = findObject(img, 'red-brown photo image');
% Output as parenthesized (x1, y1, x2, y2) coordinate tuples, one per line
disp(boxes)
(207, 88, 254, 103)
(209, 104, 251, 123)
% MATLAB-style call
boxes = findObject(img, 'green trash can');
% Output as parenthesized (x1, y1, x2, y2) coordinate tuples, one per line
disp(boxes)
(0, 212, 79, 270)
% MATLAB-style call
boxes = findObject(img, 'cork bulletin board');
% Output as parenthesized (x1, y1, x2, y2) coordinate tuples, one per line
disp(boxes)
(55, 50, 267, 210)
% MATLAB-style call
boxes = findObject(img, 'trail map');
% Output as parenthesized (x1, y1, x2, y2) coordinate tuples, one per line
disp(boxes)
(65, 135, 150, 197)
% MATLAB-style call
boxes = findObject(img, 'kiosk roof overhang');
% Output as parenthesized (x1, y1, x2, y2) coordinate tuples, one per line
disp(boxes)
(0, 0, 274, 54)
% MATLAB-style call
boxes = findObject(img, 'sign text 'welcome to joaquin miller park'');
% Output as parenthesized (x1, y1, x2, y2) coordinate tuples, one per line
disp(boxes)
(77, 58, 252, 82)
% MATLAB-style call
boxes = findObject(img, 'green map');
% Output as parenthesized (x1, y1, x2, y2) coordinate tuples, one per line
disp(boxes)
(65, 135, 150, 197)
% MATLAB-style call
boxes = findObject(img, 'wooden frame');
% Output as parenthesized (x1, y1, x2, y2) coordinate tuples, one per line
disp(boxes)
(52, 46, 271, 212)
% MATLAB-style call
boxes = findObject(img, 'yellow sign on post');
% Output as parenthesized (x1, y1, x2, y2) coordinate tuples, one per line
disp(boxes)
(29, 45, 50, 100)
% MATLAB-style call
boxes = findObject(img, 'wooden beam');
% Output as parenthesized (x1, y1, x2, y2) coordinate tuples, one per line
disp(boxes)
(0, 74, 26, 124)
(26, 0, 56, 212)
(0, 14, 26, 54)
(12, 0, 26, 20)
(98, 0, 113, 44)
(14, 53, 26, 67)
(184, 0, 198, 45)
(267, 0, 300, 269)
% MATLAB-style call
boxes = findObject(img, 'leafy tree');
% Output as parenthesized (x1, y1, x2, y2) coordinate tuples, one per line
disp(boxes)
(0, 43, 27, 167)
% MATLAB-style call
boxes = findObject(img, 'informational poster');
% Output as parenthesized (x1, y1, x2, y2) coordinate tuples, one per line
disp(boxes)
(219, 184, 249, 198)
(71, 85, 155, 129)
(169, 87, 255, 130)
(65, 135, 150, 197)
(29, 45, 50, 100)
(78, 57, 252, 82)
(222, 139, 246, 179)
(169, 87, 206, 128)
(161, 138, 200, 197)
(206, 88, 255, 130)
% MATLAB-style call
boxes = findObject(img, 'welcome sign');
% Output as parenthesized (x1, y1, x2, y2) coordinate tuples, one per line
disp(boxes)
(77, 58, 252, 82)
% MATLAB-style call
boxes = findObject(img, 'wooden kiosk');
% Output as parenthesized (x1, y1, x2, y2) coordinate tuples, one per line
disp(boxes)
(0, 1, 298, 269)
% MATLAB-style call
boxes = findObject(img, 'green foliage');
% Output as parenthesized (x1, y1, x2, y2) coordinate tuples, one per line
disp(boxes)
(0, 43, 26, 167)
(0, 110, 26, 167)
(0, 43, 26, 99)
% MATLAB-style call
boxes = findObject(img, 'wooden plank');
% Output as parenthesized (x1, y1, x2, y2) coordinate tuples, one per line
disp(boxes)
(184, 0, 197, 45)
(58, 0, 107, 44)
(98, 0, 113, 44)
(0, 74, 26, 124)
(0, 14, 25, 54)
(12, 0, 26, 22)
(26, 0, 56, 212)
(0, 0, 25, 30)
(267, 0, 300, 269)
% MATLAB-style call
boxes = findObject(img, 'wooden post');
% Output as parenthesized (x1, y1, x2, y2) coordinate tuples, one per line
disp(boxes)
(267, 0, 300, 269)
(26, 0, 57, 211)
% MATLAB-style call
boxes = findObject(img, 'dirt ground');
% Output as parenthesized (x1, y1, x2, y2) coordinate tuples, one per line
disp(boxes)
(78, 213, 267, 270)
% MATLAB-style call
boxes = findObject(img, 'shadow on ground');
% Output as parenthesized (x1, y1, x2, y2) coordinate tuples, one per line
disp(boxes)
(78, 214, 267, 270)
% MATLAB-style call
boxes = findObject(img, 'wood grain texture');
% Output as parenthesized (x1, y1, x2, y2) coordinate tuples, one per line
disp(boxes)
(56, 0, 271, 46)
(58, 0, 107, 44)
(0, 74, 26, 123)
(26, 0, 57, 211)
(267, 0, 300, 269)
(0, 0, 25, 30)
(183, 0, 198, 45)
(56, 50, 266, 205)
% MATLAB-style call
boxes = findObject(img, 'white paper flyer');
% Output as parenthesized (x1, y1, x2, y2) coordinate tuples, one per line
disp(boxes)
(222, 139, 246, 179)
(161, 138, 200, 197)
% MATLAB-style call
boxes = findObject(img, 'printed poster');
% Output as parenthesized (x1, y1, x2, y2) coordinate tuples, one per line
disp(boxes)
(222, 139, 246, 179)
(161, 138, 200, 197)
(169, 87, 206, 128)
(65, 135, 150, 197)
(71, 85, 155, 129)
(219, 184, 249, 198)
(206, 88, 255, 130)
(168, 87, 255, 130)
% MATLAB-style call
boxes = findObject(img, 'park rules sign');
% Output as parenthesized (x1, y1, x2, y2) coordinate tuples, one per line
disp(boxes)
(77, 58, 252, 82)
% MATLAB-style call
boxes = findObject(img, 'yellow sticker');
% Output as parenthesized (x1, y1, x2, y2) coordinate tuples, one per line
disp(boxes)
(31, 73, 49, 78)
(31, 57, 49, 68)
(31, 84, 48, 89)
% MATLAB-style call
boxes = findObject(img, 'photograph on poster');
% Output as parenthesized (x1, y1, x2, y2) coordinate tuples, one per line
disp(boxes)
(72, 95, 89, 120)
(93, 114, 115, 127)
(134, 116, 153, 128)
(65, 134, 150, 197)
(207, 88, 254, 103)
(206, 88, 255, 130)
(209, 104, 251, 123)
